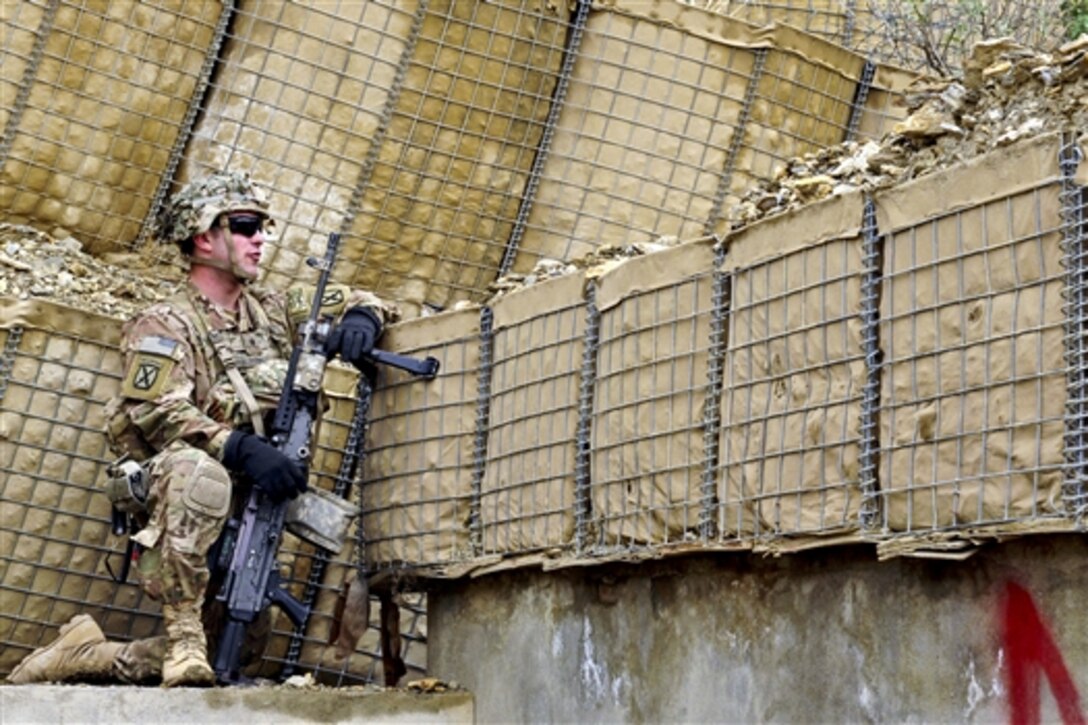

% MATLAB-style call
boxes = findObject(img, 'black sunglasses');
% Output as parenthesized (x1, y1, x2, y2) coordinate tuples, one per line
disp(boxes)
(225, 214, 264, 238)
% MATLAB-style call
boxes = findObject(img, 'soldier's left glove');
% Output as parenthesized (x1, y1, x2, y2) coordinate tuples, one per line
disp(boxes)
(326, 306, 382, 369)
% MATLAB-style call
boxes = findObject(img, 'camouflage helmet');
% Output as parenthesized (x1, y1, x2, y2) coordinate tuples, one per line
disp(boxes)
(156, 170, 271, 246)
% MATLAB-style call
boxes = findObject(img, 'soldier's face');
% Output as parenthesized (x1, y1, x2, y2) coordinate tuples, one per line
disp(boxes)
(218, 213, 265, 279)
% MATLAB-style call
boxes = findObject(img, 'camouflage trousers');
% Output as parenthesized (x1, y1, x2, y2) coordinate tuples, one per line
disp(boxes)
(133, 441, 233, 604)
(114, 442, 233, 681)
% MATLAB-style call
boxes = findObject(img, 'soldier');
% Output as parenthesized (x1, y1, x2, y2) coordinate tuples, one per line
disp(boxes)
(6, 170, 395, 687)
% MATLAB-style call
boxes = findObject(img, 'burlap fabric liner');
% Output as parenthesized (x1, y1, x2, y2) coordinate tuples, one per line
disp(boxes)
(591, 237, 716, 546)
(2, 2, 221, 255)
(515, 0, 913, 268)
(719, 191, 866, 546)
(481, 272, 586, 553)
(0, 297, 123, 341)
(180, 0, 571, 313)
(361, 307, 479, 567)
(875, 132, 1077, 544)
(0, 298, 159, 675)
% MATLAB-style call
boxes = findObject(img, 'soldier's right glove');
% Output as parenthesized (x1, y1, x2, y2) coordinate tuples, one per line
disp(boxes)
(222, 431, 308, 503)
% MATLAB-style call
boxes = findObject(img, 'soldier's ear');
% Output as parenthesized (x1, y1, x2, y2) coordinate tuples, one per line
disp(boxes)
(191, 230, 217, 257)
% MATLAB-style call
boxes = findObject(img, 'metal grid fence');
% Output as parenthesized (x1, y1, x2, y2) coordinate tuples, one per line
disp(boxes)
(359, 134, 1084, 572)
(720, 204, 867, 544)
(481, 274, 585, 555)
(2, 0, 911, 320)
(0, 0, 224, 254)
(590, 239, 718, 551)
(359, 308, 480, 569)
(877, 155, 1070, 537)
(0, 309, 162, 677)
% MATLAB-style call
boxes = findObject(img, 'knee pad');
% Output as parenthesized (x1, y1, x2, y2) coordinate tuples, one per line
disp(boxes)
(180, 454, 232, 519)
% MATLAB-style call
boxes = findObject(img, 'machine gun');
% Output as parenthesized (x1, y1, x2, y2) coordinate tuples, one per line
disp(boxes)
(211, 232, 439, 685)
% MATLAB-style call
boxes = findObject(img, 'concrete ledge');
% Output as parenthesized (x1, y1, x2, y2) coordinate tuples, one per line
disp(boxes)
(0, 684, 474, 724)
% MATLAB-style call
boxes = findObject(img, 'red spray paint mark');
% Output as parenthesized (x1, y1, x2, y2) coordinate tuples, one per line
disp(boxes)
(1002, 581, 1085, 725)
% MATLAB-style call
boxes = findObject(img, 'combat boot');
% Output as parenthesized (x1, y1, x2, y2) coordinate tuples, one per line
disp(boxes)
(162, 601, 215, 687)
(6, 614, 122, 684)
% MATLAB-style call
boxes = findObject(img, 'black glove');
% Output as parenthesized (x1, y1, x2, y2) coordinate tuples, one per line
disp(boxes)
(326, 306, 382, 369)
(222, 430, 308, 503)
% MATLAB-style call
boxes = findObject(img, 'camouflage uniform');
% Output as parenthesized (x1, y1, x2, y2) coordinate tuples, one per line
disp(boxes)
(102, 281, 391, 681)
(8, 171, 396, 685)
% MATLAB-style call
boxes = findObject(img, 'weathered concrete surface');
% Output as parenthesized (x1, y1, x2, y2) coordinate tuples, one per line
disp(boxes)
(0, 683, 474, 724)
(428, 535, 1087, 724)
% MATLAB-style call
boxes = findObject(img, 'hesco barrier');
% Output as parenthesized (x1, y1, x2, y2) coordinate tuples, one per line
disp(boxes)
(354, 131, 1086, 575)
(0, 304, 424, 684)
(1, 0, 914, 319)
(1, 132, 1084, 682)
(720, 191, 868, 548)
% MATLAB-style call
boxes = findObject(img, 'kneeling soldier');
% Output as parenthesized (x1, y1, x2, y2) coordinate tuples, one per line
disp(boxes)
(7, 170, 395, 687)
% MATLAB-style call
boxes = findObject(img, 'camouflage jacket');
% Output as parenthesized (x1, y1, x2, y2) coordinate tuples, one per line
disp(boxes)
(105, 281, 396, 462)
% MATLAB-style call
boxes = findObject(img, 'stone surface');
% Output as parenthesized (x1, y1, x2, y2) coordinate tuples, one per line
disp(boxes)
(729, 36, 1088, 229)
(0, 682, 473, 724)
(0, 222, 181, 318)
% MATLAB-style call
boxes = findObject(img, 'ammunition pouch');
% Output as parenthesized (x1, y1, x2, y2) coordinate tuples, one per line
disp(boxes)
(105, 457, 149, 515)
(285, 488, 359, 553)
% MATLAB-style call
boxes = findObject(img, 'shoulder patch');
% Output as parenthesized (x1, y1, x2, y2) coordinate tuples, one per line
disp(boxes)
(120, 336, 182, 400)
(287, 283, 349, 323)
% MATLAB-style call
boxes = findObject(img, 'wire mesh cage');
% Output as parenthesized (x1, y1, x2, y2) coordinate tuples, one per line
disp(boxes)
(481, 273, 586, 556)
(719, 194, 868, 547)
(0, 303, 162, 675)
(874, 135, 1072, 543)
(591, 238, 718, 551)
(360, 307, 480, 571)
(2, 0, 915, 320)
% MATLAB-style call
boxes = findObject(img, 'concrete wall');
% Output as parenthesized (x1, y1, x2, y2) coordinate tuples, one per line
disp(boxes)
(428, 535, 1087, 723)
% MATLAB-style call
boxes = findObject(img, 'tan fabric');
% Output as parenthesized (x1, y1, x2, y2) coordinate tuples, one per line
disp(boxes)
(481, 273, 586, 553)
(180, 0, 572, 314)
(875, 134, 1068, 532)
(361, 307, 480, 565)
(1, 1, 222, 255)
(515, 0, 913, 259)
(720, 192, 866, 539)
(515, 6, 760, 266)
(592, 238, 717, 545)
(0, 302, 156, 677)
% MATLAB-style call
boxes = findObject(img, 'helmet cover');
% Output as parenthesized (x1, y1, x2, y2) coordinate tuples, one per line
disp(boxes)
(156, 170, 271, 246)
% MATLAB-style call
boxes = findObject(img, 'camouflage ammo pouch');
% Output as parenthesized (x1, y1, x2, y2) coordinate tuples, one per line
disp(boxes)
(285, 487, 359, 552)
(105, 457, 149, 515)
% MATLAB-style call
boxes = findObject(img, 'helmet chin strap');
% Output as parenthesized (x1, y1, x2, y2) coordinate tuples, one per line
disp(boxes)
(187, 220, 257, 282)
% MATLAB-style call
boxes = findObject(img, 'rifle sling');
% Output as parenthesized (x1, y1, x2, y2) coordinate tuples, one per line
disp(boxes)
(186, 288, 268, 439)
